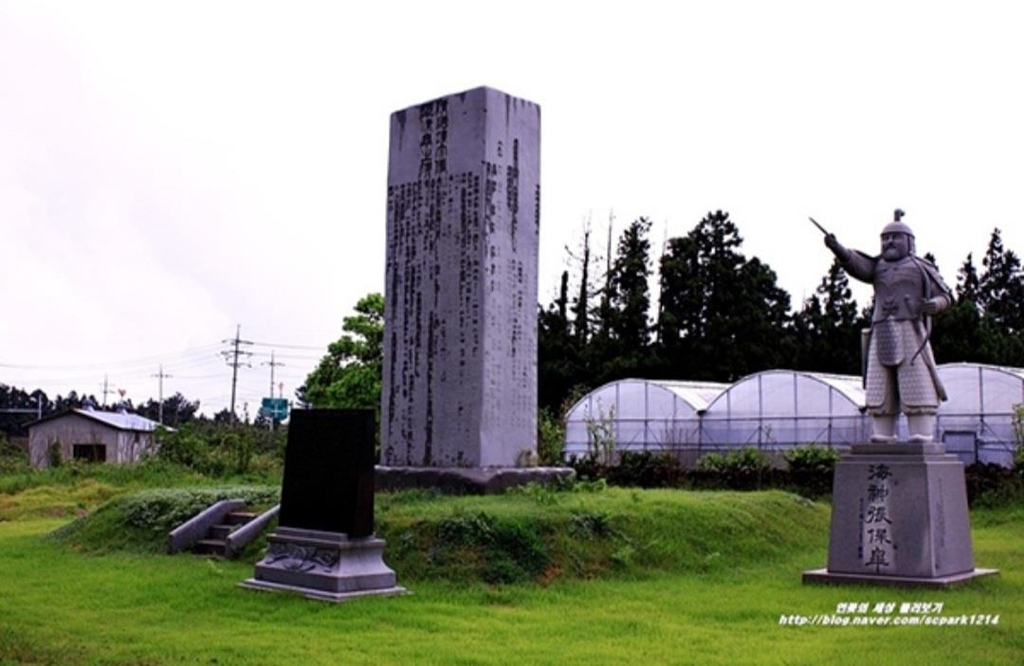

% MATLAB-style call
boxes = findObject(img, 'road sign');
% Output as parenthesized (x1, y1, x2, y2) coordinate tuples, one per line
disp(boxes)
(259, 397, 289, 420)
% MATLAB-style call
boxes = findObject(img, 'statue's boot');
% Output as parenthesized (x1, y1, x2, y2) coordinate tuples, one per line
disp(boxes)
(907, 414, 936, 443)
(869, 415, 897, 443)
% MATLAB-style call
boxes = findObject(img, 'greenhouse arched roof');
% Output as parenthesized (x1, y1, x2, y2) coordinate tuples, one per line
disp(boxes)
(565, 378, 729, 422)
(563, 379, 729, 455)
(703, 369, 865, 417)
(937, 363, 1024, 414)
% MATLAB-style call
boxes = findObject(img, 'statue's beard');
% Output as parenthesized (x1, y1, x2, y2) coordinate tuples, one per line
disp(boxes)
(882, 245, 907, 261)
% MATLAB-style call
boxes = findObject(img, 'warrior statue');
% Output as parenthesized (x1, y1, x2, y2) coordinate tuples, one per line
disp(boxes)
(823, 209, 953, 443)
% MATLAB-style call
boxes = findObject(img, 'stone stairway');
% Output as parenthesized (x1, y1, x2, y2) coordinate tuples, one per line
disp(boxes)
(192, 510, 259, 557)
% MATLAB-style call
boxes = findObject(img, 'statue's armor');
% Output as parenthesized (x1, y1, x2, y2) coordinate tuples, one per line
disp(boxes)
(871, 258, 927, 367)
(872, 258, 928, 323)
(841, 251, 950, 417)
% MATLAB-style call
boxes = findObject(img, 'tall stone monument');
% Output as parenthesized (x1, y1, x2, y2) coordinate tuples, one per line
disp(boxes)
(381, 87, 540, 469)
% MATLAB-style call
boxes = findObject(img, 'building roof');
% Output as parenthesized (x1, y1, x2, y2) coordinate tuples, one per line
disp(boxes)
(27, 408, 167, 432)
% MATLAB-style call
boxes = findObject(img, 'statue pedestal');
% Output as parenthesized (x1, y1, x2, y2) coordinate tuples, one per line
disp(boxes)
(804, 443, 998, 587)
(241, 527, 407, 602)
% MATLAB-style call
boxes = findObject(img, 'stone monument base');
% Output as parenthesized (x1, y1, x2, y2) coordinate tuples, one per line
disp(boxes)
(240, 527, 407, 602)
(802, 567, 999, 588)
(376, 466, 575, 495)
(803, 442, 998, 588)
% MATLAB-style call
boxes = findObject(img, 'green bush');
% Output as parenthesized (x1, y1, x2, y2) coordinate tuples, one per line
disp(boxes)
(47, 441, 63, 468)
(693, 447, 773, 490)
(0, 436, 29, 475)
(422, 511, 551, 583)
(153, 423, 283, 477)
(566, 455, 609, 482)
(536, 408, 565, 466)
(784, 444, 840, 497)
(965, 462, 1024, 508)
(606, 451, 683, 488)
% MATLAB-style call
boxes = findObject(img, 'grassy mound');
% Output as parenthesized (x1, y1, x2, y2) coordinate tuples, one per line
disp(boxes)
(377, 486, 829, 583)
(46, 482, 829, 583)
(50, 486, 279, 554)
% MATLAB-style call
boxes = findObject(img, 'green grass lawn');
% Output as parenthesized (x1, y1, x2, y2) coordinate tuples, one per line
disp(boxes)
(1, 474, 1021, 665)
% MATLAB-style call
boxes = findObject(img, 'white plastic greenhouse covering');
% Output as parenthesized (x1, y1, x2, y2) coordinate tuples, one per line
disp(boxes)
(700, 370, 867, 450)
(563, 379, 728, 459)
(936, 363, 1024, 466)
(563, 365, 1024, 465)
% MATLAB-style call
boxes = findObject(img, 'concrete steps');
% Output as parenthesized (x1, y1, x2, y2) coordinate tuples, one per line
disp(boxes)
(192, 511, 259, 558)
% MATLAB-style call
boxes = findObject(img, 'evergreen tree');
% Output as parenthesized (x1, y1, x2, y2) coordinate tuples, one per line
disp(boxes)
(656, 210, 793, 381)
(602, 217, 653, 352)
(587, 217, 655, 382)
(979, 228, 1024, 334)
(793, 259, 863, 374)
(538, 271, 583, 414)
(956, 253, 981, 303)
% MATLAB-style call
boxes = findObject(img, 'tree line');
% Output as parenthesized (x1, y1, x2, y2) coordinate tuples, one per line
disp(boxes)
(0, 386, 213, 439)
(538, 210, 1024, 417)
(300, 210, 1024, 426)
(7, 210, 1022, 442)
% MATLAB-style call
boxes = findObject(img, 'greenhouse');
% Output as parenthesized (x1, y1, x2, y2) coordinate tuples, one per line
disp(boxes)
(563, 379, 727, 460)
(699, 370, 867, 450)
(562, 365, 1024, 465)
(935, 363, 1024, 465)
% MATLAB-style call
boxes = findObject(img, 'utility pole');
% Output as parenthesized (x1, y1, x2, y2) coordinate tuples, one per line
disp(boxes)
(151, 365, 173, 424)
(261, 351, 284, 431)
(100, 375, 113, 407)
(221, 324, 253, 422)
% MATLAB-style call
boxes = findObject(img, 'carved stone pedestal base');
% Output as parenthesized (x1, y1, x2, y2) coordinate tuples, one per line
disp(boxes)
(803, 443, 998, 588)
(240, 527, 407, 602)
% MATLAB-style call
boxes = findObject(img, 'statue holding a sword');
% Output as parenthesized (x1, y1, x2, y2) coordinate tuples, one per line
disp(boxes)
(814, 210, 953, 444)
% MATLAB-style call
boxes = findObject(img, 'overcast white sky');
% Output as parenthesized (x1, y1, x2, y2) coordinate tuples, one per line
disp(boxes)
(2, 1, 1022, 417)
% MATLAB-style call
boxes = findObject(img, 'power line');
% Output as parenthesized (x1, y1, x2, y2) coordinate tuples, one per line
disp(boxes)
(249, 340, 327, 351)
(0, 342, 224, 371)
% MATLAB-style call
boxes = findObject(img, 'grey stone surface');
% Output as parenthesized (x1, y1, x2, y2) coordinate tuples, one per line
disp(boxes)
(804, 446, 998, 586)
(376, 466, 575, 495)
(803, 567, 999, 588)
(382, 86, 541, 468)
(241, 527, 407, 602)
(167, 499, 245, 553)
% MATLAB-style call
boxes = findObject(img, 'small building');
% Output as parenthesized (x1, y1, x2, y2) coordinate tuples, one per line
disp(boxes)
(28, 408, 165, 467)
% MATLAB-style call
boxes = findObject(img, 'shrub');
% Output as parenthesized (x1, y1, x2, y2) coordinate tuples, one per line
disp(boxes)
(0, 436, 30, 475)
(566, 455, 608, 483)
(693, 447, 773, 490)
(428, 512, 551, 584)
(536, 408, 565, 466)
(964, 462, 1024, 508)
(48, 440, 63, 468)
(584, 406, 616, 465)
(784, 444, 840, 498)
(153, 423, 282, 477)
(606, 451, 683, 488)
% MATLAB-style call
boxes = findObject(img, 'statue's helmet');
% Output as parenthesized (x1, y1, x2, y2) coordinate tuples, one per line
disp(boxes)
(880, 208, 915, 256)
